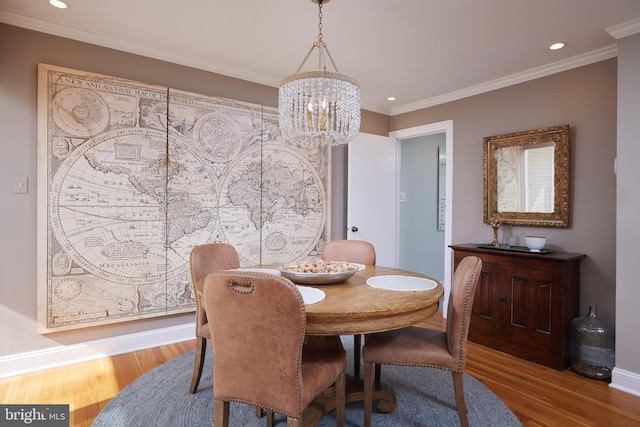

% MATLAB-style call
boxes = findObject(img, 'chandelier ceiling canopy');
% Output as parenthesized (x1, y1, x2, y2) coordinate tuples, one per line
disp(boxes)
(278, 0, 361, 146)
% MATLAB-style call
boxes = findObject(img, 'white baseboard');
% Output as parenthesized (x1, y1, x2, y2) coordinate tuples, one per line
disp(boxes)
(0, 323, 195, 379)
(610, 367, 640, 397)
(5, 324, 639, 399)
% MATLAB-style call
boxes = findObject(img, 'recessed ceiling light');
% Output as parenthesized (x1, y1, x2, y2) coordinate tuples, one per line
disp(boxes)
(387, 97, 396, 101)
(49, 0, 68, 9)
(549, 42, 566, 51)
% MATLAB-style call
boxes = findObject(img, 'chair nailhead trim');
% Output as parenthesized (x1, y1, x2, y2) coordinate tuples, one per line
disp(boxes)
(457, 259, 479, 371)
(229, 279, 254, 294)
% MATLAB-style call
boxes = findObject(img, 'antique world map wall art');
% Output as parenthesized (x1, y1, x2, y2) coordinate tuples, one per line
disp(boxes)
(37, 64, 330, 333)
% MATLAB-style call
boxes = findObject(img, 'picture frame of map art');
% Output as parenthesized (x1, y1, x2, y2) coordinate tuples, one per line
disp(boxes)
(36, 63, 331, 333)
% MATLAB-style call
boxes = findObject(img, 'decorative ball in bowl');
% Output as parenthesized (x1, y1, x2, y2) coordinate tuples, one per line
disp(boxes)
(278, 259, 358, 285)
(525, 236, 546, 252)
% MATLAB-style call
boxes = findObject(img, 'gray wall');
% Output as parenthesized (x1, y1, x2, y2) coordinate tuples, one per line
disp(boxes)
(391, 59, 618, 328)
(0, 23, 350, 356)
(1, 22, 637, 385)
(616, 32, 640, 379)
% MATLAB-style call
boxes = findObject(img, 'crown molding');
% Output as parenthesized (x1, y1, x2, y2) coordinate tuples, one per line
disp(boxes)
(607, 17, 640, 40)
(390, 45, 618, 116)
(0, 11, 281, 89)
(0, 11, 621, 117)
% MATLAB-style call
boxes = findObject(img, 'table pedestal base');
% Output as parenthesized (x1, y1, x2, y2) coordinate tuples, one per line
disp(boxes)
(302, 376, 396, 427)
(299, 336, 397, 425)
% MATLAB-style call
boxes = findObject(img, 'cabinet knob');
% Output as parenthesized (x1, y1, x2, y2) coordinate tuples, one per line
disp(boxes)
(499, 294, 507, 302)
(350, 226, 359, 232)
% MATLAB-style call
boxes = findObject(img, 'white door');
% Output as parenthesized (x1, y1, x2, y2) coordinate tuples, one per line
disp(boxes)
(347, 133, 397, 266)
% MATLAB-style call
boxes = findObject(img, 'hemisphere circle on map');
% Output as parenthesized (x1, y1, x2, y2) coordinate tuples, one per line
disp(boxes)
(52, 87, 111, 137)
(218, 145, 327, 265)
(49, 128, 219, 285)
(193, 112, 244, 163)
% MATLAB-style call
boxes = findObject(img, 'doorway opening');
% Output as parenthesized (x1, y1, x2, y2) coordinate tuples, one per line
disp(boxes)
(399, 133, 446, 281)
(390, 120, 453, 314)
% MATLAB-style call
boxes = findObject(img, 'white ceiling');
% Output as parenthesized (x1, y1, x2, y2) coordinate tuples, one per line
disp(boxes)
(2, 0, 640, 115)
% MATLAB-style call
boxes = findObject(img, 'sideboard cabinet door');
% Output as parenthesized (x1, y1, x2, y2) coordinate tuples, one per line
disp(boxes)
(450, 244, 585, 370)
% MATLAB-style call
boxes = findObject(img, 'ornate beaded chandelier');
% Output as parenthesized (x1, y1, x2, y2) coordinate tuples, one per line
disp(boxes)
(278, 0, 361, 146)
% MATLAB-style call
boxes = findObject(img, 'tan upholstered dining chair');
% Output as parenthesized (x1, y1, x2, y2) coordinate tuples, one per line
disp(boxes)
(188, 243, 240, 394)
(321, 239, 376, 380)
(322, 239, 376, 267)
(362, 256, 482, 427)
(204, 271, 346, 427)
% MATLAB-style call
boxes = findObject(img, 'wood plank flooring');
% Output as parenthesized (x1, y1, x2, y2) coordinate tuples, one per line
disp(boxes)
(1, 316, 638, 426)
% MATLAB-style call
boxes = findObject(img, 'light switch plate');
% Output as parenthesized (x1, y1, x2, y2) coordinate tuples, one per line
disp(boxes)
(15, 176, 28, 194)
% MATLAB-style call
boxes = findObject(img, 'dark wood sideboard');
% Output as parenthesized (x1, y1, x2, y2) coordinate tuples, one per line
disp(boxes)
(450, 244, 585, 370)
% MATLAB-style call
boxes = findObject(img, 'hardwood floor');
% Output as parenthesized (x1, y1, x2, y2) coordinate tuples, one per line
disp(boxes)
(1, 315, 639, 426)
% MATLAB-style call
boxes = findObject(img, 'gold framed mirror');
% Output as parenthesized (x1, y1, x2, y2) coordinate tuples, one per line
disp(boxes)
(483, 125, 570, 227)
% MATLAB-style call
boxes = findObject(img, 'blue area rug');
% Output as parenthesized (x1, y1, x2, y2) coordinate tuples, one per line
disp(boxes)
(93, 336, 521, 426)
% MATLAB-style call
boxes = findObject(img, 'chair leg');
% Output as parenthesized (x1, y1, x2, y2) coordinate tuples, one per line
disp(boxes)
(189, 336, 207, 394)
(214, 399, 230, 427)
(266, 410, 274, 427)
(365, 334, 382, 383)
(335, 370, 346, 427)
(364, 360, 373, 427)
(452, 371, 469, 427)
(287, 416, 302, 427)
(354, 334, 362, 379)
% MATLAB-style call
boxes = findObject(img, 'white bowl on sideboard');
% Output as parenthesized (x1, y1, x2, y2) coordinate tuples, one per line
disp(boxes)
(525, 236, 546, 252)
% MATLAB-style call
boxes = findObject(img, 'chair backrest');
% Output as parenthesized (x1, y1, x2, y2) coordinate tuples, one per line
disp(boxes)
(190, 243, 240, 332)
(321, 239, 376, 265)
(205, 271, 307, 417)
(446, 256, 482, 371)
(190, 243, 240, 284)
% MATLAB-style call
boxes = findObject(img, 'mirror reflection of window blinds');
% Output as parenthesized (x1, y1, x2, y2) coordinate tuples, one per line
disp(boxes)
(524, 145, 555, 212)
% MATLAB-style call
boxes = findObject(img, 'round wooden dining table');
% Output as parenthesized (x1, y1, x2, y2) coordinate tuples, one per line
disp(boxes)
(195, 265, 444, 332)
(196, 264, 444, 426)
(301, 264, 444, 336)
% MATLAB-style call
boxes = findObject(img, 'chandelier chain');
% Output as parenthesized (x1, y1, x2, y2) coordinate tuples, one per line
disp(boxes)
(317, 1, 325, 71)
(317, 0, 323, 42)
(294, 0, 340, 74)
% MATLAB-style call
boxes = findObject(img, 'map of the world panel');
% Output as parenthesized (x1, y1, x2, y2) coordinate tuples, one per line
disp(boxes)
(36, 64, 330, 332)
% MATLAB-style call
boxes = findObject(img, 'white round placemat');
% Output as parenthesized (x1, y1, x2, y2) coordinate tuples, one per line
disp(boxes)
(366, 275, 438, 291)
(296, 286, 325, 305)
